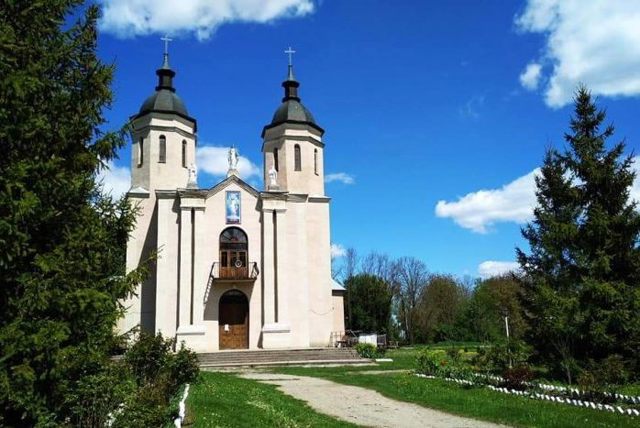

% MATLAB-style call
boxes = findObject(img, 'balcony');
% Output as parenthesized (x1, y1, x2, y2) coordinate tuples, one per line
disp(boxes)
(210, 262, 259, 281)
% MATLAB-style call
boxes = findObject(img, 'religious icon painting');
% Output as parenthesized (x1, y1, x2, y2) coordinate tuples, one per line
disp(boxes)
(225, 191, 241, 224)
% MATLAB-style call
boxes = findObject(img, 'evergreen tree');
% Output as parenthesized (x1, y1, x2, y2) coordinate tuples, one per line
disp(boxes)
(517, 87, 640, 383)
(344, 274, 393, 334)
(0, 1, 143, 424)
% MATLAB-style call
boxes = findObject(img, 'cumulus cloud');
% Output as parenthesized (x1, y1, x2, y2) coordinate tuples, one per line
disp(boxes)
(437, 157, 640, 233)
(435, 169, 540, 233)
(97, 161, 131, 199)
(331, 243, 347, 258)
(478, 261, 520, 279)
(519, 62, 542, 90)
(325, 172, 355, 185)
(99, 0, 315, 39)
(197, 145, 260, 179)
(516, 0, 640, 107)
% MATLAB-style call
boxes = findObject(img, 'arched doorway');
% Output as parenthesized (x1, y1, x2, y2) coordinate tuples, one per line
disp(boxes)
(219, 290, 249, 350)
(219, 227, 248, 279)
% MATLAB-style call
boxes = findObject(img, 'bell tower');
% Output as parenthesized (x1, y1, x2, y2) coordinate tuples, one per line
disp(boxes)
(130, 43, 197, 192)
(262, 49, 325, 196)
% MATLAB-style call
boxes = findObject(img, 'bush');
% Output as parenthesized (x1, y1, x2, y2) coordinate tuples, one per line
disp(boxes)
(355, 343, 385, 359)
(416, 350, 442, 376)
(473, 341, 531, 373)
(501, 366, 534, 390)
(578, 354, 629, 396)
(111, 332, 200, 425)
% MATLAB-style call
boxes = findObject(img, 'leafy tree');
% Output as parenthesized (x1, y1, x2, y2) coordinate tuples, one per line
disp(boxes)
(415, 274, 468, 342)
(344, 274, 392, 333)
(0, 1, 144, 424)
(517, 87, 640, 382)
(458, 275, 527, 342)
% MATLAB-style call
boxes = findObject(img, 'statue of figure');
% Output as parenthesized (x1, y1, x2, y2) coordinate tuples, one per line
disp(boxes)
(187, 163, 198, 188)
(228, 146, 239, 171)
(268, 163, 278, 189)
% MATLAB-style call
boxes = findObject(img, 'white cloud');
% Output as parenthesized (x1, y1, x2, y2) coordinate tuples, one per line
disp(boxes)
(459, 95, 485, 119)
(97, 161, 131, 199)
(331, 243, 346, 258)
(99, 0, 315, 39)
(325, 172, 355, 185)
(196, 145, 260, 179)
(435, 169, 540, 233)
(519, 62, 542, 90)
(478, 261, 520, 279)
(516, 1, 640, 107)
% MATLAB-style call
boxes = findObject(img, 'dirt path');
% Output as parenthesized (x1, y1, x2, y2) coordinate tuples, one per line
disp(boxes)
(240, 372, 504, 428)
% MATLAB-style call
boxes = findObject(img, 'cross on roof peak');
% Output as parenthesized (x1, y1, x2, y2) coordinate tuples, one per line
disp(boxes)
(161, 35, 173, 55)
(284, 46, 296, 66)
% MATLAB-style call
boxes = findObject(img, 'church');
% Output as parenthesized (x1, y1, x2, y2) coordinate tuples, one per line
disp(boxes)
(117, 48, 345, 352)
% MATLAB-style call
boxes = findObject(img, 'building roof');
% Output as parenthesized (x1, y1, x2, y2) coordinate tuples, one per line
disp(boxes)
(263, 65, 324, 136)
(134, 53, 196, 124)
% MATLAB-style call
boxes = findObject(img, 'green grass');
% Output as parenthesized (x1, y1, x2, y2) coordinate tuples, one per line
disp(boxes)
(186, 371, 357, 427)
(272, 348, 638, 428)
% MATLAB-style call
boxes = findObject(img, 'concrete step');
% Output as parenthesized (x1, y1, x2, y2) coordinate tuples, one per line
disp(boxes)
(197, 348, 369, 367)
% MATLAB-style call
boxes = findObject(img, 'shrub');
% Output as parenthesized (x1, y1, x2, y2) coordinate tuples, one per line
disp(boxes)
(355, 343, 385, 359)
(416, 350, 441, 376)
(578, 354, 629, 397)
(473, 341, 531, 374)
(501, 366, 534, 390)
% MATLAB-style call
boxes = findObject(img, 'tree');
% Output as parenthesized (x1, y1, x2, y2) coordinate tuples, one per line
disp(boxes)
(0, 1, 143, 424)
(458, 275, 527, 342)
(517, 87, 640, 382)
(395, 257, 428, 344)
(344, 274, 392, 333)
(415, 274, 467, 343)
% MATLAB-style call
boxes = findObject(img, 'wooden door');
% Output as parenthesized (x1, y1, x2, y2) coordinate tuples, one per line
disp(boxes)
(219, 291, 249, 349)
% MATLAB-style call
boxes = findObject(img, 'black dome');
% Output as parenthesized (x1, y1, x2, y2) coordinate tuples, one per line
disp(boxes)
(262, 65, 323, 136)
(134, 53, 195, 125)
(271, 99, 316, 126)
(139, 90, 189, 117)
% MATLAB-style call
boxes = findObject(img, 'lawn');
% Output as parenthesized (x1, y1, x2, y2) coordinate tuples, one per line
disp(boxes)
(273, 348, 638, 428)
(185, 370, 357, 427)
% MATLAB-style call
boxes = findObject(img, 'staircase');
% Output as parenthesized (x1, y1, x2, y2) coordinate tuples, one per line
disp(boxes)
(197, 347, 370, 368)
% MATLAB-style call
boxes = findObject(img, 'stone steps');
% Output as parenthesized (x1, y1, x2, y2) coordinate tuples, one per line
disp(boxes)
(197, 348, 370, 367)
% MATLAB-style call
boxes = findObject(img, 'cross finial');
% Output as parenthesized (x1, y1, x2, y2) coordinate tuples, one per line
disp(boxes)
(285, 46, 296, 66)
(161, 35, 173, 55)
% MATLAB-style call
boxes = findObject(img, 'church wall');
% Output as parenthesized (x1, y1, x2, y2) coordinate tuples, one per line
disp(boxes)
(278, 199, 311, 347)
(131, 114, 196, 192)
(119, 193, 157, 335)
(155, 194, 180, 337)
(305, 199, 334, 346)
(196, 183, 262, 351)
(332, 293, 345, 333)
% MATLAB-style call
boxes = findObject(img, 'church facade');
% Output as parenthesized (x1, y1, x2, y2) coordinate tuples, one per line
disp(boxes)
(117, 51, 345, 352)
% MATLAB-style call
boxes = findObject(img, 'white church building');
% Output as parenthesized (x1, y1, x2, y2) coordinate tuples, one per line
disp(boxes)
(117, 50, 345, 352)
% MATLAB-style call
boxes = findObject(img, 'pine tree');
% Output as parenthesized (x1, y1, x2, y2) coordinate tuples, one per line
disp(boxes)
(517, 87, 640, 383)
(0, 1, 143, 424)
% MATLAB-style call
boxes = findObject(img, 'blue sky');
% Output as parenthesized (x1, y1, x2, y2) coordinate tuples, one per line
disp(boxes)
(96, 0, 640, 278)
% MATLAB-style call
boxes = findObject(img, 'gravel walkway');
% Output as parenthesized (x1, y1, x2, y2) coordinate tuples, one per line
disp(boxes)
(240, 372, 504, 428)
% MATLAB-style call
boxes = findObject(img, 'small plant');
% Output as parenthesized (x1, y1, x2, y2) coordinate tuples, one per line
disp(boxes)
(416, 349, 441, 375)
(501, 366, 534, 390)
(355, 343, 385, 359)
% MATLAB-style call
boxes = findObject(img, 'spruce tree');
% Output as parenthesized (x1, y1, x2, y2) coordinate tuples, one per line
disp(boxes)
(0, 1, 143, 424)
(517, 87, 640, 382)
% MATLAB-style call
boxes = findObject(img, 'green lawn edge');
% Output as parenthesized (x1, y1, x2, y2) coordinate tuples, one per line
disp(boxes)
(185, 371, 357, 427)
(272, 366, 637, 428)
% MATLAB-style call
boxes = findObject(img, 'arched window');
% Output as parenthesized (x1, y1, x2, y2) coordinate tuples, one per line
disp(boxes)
(294, 144, 301, 171)
(182, 140, 187, 168)
(159, 135, 166, 163)
(314, 149, 318, 175)
(138, 137, 144, 166)
(219, 227, 248, 279)
(274, 148, 279, 171)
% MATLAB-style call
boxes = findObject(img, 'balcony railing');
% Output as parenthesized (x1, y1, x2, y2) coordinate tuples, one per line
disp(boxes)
(210, 262, 259, 281)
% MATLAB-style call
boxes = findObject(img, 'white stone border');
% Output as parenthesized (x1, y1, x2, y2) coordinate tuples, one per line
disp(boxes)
(415, 374, 639, 417)
(173, 384, 190, 428)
